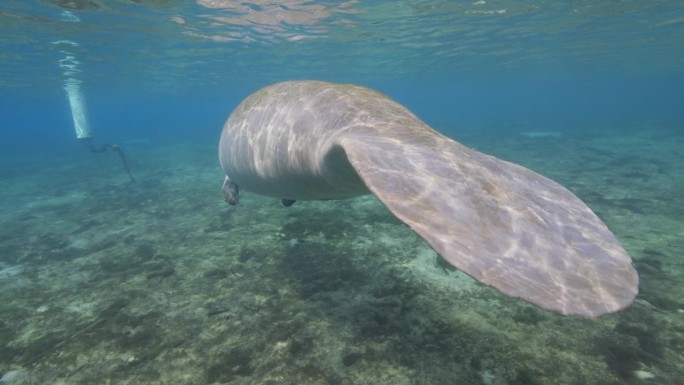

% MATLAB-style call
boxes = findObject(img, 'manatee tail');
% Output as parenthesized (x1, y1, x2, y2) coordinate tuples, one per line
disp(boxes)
(338, 134, 638, 318)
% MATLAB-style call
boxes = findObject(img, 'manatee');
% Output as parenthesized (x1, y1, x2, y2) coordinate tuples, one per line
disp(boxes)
(218, 80, 638, 318)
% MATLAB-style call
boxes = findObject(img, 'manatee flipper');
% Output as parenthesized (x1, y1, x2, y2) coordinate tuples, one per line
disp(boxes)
(339, 135, 638, 318)
(222, 176, 239, 205)
(282, 199, 296, 207)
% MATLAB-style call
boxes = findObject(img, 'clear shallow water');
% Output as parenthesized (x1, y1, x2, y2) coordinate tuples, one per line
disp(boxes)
(1, 1, 683, 384)
(2, 1, 684, 87)
(2, 1, 684, 151)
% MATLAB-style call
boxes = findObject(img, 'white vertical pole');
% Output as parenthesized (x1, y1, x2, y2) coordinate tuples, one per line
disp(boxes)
(64, 78, 92, 139)
(53, 11, 92, 140)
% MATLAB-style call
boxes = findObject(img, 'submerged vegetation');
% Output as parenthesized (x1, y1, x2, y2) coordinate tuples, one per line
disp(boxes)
(0, 127, 683, 384)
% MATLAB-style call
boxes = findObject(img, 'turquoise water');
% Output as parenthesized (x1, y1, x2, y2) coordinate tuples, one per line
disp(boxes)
(1, 1, 683, 384)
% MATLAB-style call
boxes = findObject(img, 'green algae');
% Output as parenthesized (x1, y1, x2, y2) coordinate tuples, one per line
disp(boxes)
(0, 129, 682, 384)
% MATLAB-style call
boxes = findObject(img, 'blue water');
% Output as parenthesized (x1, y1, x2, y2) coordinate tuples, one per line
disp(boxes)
(3, 72, 682, 155)
(1, 1, 684, 384)
(2, 1, 683, 151)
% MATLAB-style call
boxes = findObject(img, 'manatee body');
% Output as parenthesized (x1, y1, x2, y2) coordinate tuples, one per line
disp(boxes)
(218, 80, 638, 318)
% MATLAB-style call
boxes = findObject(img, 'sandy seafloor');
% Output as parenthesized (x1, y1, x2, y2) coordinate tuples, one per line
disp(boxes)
(0, 124, 682, 385)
